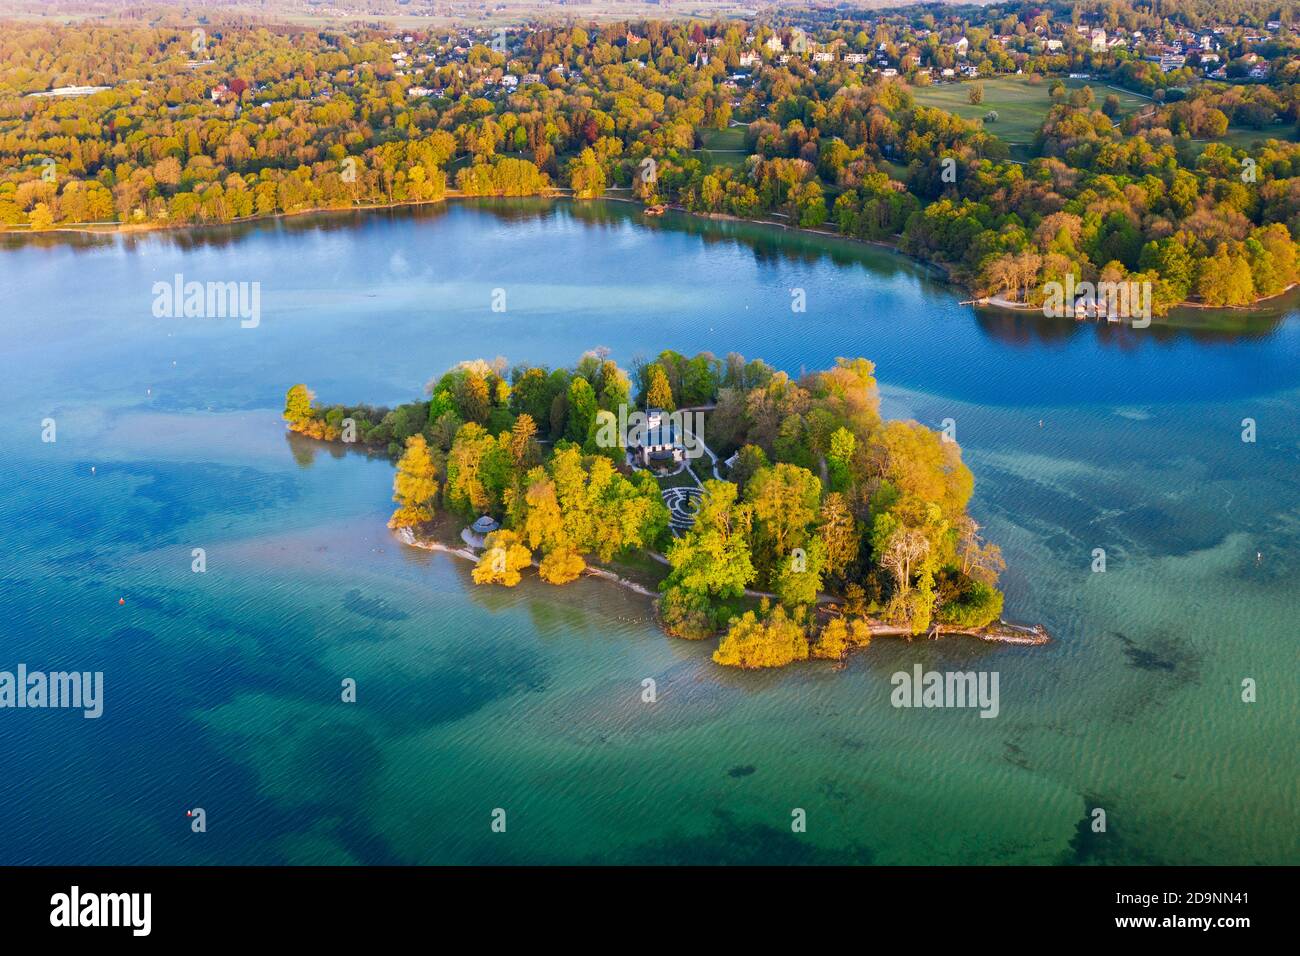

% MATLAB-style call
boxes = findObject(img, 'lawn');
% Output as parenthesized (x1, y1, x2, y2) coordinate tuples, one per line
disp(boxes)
(655, 467, 700, 490)
(693, 125, 749, 168)
(911, 76, 1150, 146)
(1194, 124, 1295, 152)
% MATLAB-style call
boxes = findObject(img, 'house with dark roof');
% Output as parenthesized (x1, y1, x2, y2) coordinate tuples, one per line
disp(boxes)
(633, 409, 685, 468)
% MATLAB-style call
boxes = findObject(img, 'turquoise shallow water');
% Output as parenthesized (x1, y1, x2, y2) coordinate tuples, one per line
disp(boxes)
(0, 199, 1296, 864)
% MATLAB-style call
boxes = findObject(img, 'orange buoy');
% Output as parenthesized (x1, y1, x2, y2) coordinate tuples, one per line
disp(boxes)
(118, 598, 125, 606)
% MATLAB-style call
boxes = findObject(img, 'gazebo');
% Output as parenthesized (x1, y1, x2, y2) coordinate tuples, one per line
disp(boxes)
(471, 515, 500, 535)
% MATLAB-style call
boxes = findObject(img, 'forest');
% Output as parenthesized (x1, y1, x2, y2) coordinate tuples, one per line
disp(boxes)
(284, 347, 1008, 669)
(4, 3, 1300, 308)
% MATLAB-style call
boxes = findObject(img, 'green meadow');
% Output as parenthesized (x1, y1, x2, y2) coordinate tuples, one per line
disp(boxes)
(912, 76, 1150, 146)
(695, 125, 749, 168)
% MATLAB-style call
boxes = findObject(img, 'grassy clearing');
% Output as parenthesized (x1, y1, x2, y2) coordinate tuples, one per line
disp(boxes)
(882, 159, 911, 180)
(911, 76, 1149, 145)
(1196, 125, 1296, 152)
(694, 125, 749, 168)
(699, 125, 747, 150)
(655, 467, 699, 490)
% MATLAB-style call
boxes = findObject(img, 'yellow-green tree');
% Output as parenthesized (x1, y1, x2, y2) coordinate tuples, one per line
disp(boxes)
(645, 363, 675, 410)
(508, 413, 540, 467)
(538, 546, 586, 584)
(472, 529, 533, 586)
(810, 617, 873, 660)
(818, 491, 858, 580)
(389, 434, 439, 529)
(283, 384, 314, 426)
(568, 148, 607, 199)
(713, 602, 810, 669)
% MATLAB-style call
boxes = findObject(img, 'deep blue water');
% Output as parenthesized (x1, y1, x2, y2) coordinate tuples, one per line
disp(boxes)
(0, 200, 1295, 865)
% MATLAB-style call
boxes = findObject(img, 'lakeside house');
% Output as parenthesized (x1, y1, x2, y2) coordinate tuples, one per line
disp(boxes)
(632, 408, 685, 469)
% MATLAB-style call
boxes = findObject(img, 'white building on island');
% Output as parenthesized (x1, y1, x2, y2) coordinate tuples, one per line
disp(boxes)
(632, 408, 685, 468)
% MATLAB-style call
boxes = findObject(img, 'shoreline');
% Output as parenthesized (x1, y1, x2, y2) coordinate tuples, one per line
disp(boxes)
(6, 193, 1294, 316)
(394, 526, 1049, 649)
(970, 282, 1300, 314)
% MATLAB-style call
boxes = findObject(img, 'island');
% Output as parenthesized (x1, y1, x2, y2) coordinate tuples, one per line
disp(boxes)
(284, 348, 1048, 669)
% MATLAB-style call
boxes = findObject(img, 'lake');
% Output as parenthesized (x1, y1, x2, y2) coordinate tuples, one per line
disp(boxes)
(1, 199, 1296, 864)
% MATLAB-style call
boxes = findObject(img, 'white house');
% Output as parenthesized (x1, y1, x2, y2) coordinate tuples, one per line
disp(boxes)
(633, 409, 684, 468)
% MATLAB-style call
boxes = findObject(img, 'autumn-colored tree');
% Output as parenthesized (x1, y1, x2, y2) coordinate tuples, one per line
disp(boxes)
(445, 422, 497, 515)
(508, 413, 539, 467)
(817, 491, 858, 580)
(644, 362, 675, 411)
(454, 371, 492, 425)
(388, 434, 439, 529)
(810, 616, 872, 660)
(283, 384, 314, 426)
(1195, 247, 1255, 307)
(713, 601, 810, 669)
(471, 529, 533, 586)
(745, 462, 823, 579)
(568, 148, 607, 199)
(538, 546, 586, 584)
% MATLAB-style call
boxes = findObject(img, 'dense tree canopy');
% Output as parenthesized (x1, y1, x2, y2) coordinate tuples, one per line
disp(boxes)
(6, 5, 1300, 309)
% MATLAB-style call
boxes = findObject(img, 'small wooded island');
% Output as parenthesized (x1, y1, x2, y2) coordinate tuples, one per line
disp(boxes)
(284, 349, 1047, 668)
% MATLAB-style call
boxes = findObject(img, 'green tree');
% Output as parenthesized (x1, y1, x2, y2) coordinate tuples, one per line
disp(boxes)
(774, 536, 827, 608)
(566, 376, 598, 443)
(662, 480, 755, 599)
(454, 371, 492, 425)
(1195, 248, 1255, 307)
(745, 462, 823, 578)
